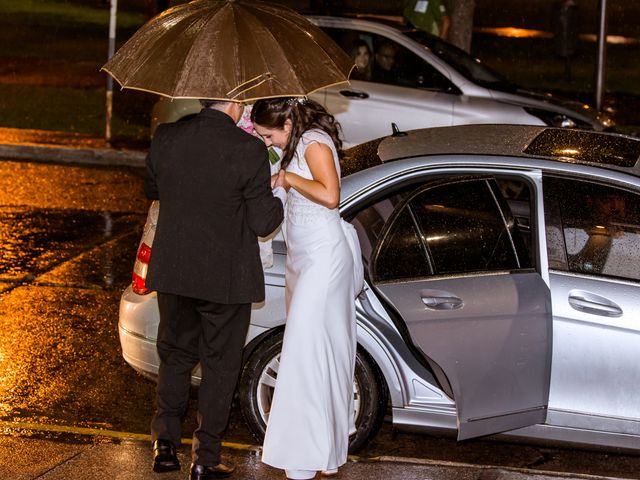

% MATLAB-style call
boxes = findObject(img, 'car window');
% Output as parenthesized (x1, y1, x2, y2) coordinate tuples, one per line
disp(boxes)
(320, 26, 455, 92)
(351, 176, 533, 283)
(544, 176, 640, 281)
(405, 29, 515, 92)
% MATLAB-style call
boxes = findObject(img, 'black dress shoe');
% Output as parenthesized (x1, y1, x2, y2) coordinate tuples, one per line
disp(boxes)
(190, 462, 235, 479)
(152, 439, 180, 473)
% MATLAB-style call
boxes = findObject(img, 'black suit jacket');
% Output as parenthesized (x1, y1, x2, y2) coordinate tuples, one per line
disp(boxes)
(144, 108, 284, 304)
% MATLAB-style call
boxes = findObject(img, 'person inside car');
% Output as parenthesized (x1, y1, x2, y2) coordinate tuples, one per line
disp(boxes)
(350, 40, 373, 80)
(371, 41, 399, 84)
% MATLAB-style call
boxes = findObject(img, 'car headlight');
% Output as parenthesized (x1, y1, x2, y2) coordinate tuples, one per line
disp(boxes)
(524, 107, 593, 129)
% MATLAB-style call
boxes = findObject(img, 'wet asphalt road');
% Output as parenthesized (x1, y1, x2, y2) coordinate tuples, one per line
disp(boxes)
(0, 160, 151, 431)
(1, 159, 640, 479)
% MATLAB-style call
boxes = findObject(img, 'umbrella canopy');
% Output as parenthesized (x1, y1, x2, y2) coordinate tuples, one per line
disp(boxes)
(101, 0, 355, 102)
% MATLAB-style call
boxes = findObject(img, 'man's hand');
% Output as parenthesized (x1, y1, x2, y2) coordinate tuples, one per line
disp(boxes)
(273, 169, 289, 191)
(271, 170, 283, 190)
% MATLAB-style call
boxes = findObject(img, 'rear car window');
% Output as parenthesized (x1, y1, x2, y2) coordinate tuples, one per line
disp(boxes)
(544, 176, 640, 281)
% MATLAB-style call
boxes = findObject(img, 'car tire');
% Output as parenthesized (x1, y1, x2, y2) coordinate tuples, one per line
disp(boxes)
(239, 331, 387, 453)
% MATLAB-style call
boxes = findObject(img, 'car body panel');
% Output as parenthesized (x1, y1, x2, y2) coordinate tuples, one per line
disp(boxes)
(548, 273, 640, 422)
(377, 272, 551, 440)
(312, 80, 455, 147)
(313, 81, 550, 148)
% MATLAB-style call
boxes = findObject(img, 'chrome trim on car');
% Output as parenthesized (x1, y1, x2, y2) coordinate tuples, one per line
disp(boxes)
(118, 322, 156, 343)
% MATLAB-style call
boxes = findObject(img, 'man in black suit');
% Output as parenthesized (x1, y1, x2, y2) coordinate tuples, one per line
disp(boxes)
(145, 100, 285, 480)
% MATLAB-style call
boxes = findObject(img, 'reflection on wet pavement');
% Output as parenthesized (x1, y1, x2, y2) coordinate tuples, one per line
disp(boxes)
(0, 208, 144, 285)
(0, 160, 147, 290)
(0, 286, 149, 430)
(0, 161, 153, 431)
(0, 161, 147, 212)
(0, 280, 253, 442)
(36, 231, 141, 291)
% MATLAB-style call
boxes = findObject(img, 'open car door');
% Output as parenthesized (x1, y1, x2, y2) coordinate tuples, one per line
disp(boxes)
(360, 175, 552, 440)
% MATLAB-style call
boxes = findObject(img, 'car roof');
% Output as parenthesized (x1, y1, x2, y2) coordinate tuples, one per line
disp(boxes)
(341, 125, 640, 178)
(329, 13, 409, 29)
(307, 14, 424, 37)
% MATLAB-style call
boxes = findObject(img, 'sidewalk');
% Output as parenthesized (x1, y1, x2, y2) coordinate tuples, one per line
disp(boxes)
(0, 426, 628, 480)
(0, 127, 147, 168)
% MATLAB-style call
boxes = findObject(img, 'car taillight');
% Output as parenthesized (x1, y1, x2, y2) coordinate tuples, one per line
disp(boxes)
(132, 242, 152, 295)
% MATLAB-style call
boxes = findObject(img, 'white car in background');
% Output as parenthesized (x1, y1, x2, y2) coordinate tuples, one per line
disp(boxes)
(151, 16, 613, 146)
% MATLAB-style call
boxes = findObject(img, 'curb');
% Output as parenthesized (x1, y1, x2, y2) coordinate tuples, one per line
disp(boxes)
(0, 143, 146, 168)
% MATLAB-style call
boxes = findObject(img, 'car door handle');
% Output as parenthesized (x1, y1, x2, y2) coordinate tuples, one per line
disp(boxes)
(421, 295, 463, 310)
(339, 89, 369, 99)
(568, 291, 623, 317)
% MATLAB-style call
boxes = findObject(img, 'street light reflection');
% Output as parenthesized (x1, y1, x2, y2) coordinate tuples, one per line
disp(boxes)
(477, 27, 640, 45)
(558, 148, 581, 156)
(475, 27, 553, 39)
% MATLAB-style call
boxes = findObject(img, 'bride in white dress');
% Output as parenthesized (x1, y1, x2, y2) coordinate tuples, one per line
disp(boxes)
(251, 98, 363, 480)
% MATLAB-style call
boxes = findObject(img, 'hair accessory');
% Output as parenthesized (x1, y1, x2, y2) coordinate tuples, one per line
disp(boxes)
(286, 97, 307, 106)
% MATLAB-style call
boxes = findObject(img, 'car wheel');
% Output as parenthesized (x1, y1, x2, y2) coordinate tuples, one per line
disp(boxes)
(239, 331, 387, 453)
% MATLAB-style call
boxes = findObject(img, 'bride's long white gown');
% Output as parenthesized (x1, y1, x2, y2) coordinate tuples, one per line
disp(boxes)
(262, 129, 360, 475)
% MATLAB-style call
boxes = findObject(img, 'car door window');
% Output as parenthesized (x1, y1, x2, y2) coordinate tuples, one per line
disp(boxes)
(320, 26, 455, 92)
(544, 176, 640, 281)
(376, 207, 430, 280)
(350, 177, 533, 283)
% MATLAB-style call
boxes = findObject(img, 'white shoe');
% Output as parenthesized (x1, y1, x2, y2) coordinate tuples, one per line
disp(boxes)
(321, 469, 338, 476)
(285, 469, 316, 479)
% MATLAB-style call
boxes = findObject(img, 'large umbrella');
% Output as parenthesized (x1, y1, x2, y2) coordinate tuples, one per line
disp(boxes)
(101, 0, 355, 102)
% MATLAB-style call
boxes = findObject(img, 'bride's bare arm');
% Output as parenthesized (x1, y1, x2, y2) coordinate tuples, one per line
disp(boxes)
(284, 142, 340, 209)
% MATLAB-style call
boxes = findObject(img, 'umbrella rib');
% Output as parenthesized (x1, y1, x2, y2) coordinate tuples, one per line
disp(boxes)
(226, 73, 272, 97)
(171, 7, 226, 97)
(228, 73, 288, 100)
(241, 9, 308, 94)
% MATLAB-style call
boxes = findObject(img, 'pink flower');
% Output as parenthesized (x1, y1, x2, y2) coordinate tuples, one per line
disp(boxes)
(237, 104, 255, 135)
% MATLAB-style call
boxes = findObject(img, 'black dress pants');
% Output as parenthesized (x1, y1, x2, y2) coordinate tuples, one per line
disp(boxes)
(150, 292, 251, 466)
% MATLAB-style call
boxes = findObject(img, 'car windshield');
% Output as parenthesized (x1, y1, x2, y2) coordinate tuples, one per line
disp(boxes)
(405, 30, 516, 92)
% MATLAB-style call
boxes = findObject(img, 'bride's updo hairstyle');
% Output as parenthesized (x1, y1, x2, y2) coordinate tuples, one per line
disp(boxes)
(251, 97, 343, 170)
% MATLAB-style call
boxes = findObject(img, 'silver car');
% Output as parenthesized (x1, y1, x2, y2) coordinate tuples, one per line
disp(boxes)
(120, 124, 640, 453)
(150, 16, 613, 146)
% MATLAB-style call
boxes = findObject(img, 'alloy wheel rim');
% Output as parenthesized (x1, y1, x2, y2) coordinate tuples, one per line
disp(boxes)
(256, 354, 362, 428)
